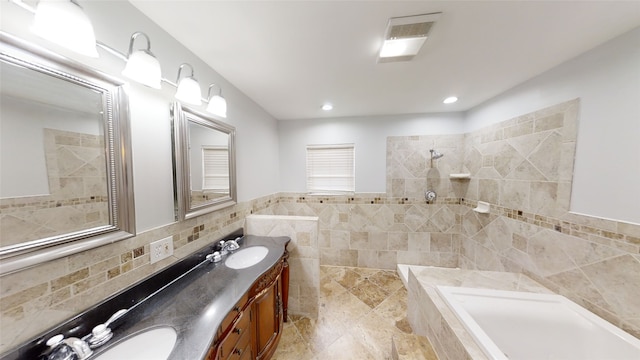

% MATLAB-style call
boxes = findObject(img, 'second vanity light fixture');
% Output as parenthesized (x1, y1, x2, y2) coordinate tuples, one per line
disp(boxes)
(175, 63, 202, 105)
(206, 84, 227, 118)
(121, 32, 162, 89)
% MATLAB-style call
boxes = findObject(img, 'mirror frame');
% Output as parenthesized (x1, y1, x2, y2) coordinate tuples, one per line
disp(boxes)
(171, 102, 237, 220)
(0, 32, 135, 275)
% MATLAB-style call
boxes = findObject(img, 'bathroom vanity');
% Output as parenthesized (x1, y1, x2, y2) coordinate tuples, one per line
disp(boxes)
(207, 247, 287, 360)
(0, 230, 290, 360)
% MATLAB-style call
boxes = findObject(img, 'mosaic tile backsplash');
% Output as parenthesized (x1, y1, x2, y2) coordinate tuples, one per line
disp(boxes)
(1, 99, 638, 353)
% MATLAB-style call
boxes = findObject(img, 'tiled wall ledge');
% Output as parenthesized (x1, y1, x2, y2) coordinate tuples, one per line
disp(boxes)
(278, 193, 462, 205)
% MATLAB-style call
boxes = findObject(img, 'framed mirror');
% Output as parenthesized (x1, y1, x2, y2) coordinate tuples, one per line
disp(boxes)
(0, 32, 135, 275)
(171, 102, 237, 220)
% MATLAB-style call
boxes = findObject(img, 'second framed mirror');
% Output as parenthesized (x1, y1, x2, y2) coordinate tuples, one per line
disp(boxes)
(171, 102, 237, 220)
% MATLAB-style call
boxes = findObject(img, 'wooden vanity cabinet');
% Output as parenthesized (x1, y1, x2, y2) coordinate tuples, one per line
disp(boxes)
(206, 253, 288, 360)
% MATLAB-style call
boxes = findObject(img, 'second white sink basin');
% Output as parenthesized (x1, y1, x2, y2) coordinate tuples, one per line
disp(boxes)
(225, 246, 268, 269)
(93, 326, 176, 360)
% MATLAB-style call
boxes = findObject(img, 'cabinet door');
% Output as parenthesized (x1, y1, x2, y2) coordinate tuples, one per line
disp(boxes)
(254, 276, 283, 360)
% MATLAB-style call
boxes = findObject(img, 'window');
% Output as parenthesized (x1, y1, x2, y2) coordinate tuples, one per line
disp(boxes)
(306, 144, 355, 194)
(202, 146, 229, 191)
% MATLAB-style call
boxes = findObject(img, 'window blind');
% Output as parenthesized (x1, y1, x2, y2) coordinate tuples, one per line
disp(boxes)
(202, 146, 229, 191)
(306, 144, 355, 193)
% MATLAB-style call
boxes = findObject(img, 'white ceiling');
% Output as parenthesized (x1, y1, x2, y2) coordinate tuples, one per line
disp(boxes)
(129, 1, 640, 120)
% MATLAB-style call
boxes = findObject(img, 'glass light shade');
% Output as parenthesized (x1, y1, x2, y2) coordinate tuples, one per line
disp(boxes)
(122, 50, 162, 89)
(206, 95, 227, 118)
(32, 0, 98, 57)
(175, 77, 202, 105)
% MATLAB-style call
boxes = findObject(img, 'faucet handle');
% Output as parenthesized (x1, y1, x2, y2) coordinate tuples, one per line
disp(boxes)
(45, 335, 76, 360)
(87, 309, 127, 348)
(45, 335, 91, 360)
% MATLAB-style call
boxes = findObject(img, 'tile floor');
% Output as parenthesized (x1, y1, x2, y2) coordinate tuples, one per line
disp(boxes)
(273, 266, 438, 360)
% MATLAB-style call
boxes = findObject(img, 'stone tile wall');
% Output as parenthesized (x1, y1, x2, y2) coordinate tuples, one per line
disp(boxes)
(457, 99, 640, 338)
(269, 194, 462, 270)
(245, 214, 320, 319)
(0, 129, 109, 247)
(0, 194, 280, 353)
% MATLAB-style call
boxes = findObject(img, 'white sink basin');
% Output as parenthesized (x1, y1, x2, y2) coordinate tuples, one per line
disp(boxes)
(225, 246, 268, 269)
(93, 326, 177, 360)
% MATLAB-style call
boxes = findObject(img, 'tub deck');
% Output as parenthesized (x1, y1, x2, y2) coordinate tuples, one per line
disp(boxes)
(399, 265, 553, 360)
(400, 265, 640, 360)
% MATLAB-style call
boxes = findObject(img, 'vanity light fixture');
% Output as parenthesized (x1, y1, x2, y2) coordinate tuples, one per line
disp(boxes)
(322, 103, 333, 111)
(443, 96, 458, 104)
(206, 84, 227, 118)
(121, 32, 162, 89)
(175, 63, 202, 105)
(32, 0, 98, 57)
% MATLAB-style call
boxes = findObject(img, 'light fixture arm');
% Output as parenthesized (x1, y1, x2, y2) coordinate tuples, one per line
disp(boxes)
(207, 84, 223, 99)
(176, 63, 196, 83)
(127, 31, 152, 57)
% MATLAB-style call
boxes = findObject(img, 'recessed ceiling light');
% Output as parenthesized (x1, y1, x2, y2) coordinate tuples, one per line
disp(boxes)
(322, 104, 333, 111)
(443, 96, 458, 104)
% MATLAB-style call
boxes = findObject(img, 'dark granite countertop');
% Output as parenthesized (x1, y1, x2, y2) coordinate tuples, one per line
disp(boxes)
(1, 230, 290, 360)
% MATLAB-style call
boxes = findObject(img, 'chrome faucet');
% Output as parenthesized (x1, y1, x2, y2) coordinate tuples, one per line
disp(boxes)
(220, 239, 240, 255)
(206, 237, 242, 263)
(44, 309, 127, 360)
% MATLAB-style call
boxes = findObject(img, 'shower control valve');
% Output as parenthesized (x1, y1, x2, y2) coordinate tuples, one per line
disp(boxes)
(425, 190, 437, 202)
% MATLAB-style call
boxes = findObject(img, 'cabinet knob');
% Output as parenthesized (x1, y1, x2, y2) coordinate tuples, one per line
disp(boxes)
(233, 328, 241, 335)
(234, 348, 242, 355)
(233, 306, 240, 312)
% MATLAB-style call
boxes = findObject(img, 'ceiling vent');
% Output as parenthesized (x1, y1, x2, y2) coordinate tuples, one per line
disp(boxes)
(378, 12, 441, 63)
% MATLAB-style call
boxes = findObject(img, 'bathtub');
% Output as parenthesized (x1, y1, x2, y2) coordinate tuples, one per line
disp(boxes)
(436, 286, 640, 360)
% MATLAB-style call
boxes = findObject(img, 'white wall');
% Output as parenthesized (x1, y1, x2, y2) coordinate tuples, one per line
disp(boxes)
(466, 27, 640, 224)
(278, 113, 466, 192)
(0, 1, 281, 230)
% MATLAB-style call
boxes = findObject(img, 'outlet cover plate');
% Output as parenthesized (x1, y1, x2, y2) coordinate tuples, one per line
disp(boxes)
(150, 236, 173, 264)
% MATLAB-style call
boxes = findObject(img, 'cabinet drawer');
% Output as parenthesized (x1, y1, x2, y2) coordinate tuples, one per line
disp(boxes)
(226, 325, 252, 360)
(220, 292, 249, 333)
(219, 309, 251, 359)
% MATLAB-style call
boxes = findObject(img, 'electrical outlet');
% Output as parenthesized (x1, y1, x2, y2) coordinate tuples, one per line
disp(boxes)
(150, 236, 173, 264)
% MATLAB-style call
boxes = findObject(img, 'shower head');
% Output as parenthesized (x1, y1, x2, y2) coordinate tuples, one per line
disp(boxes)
(430, 149, 444, 160)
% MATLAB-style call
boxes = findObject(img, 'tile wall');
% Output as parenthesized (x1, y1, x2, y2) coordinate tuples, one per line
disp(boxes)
(0, 129, 109, 247)
(245, 214, 320, 318)
(457, 99, 640, 338)
(271, 194, 462, 270)
(0, 194, 279, 353)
